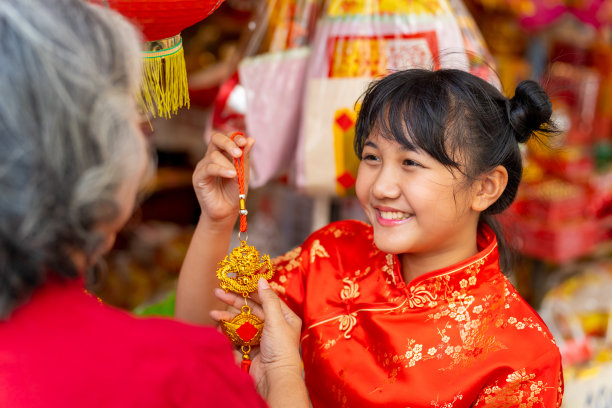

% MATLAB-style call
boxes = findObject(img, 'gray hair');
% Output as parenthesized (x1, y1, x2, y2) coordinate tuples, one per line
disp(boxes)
(0, 0, 150, 317)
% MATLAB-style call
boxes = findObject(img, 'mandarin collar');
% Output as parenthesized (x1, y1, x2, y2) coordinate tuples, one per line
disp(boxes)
(387, 224, 500, 307)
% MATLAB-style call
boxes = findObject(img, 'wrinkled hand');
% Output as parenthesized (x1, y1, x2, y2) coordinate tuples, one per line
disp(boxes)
(210, 279, 303, 395)
(193, 132, 255, 225)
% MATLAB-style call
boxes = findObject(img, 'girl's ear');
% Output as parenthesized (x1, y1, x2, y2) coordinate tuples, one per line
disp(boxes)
(471, 165, 508, 212)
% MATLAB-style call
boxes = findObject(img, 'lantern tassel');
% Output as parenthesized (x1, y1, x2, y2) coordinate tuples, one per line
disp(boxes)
(138, 34, 190, 119)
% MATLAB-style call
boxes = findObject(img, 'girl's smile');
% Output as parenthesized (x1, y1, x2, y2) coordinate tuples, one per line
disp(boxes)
(375, 207, 414, 225)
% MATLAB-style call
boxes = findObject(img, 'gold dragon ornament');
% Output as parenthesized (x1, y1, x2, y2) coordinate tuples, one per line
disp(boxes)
(216, 132, 275, 372)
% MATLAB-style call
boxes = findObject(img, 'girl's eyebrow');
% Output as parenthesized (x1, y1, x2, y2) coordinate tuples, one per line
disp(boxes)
(365, 139, 417, 152)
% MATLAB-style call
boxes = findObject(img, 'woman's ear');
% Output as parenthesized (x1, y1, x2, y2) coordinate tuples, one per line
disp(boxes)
(471, 165, 508, 212)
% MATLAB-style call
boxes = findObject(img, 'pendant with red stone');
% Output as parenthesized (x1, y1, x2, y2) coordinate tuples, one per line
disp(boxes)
(220, 303, 264, 372)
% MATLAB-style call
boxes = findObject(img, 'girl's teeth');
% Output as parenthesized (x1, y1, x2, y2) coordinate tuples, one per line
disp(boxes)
(380, 211, 408, 220)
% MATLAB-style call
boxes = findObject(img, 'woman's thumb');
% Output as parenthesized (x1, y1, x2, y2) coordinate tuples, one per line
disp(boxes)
(258, 278, 281, 323)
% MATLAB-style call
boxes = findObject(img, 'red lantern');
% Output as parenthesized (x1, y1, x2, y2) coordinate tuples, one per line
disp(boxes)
(90, 0, 225, 118)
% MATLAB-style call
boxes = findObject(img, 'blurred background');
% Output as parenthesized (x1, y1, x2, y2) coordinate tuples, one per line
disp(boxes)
(93, 1, 612, 405)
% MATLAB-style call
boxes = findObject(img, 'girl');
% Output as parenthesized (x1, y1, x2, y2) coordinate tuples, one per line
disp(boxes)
(0, 1, 307, 406)
(176, 68, 563, 407)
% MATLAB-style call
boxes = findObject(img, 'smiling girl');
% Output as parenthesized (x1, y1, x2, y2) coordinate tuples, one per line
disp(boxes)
(176, 68, 563, 407)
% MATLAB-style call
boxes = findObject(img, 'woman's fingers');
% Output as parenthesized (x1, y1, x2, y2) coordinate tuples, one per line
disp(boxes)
(257, 278, 301, 331)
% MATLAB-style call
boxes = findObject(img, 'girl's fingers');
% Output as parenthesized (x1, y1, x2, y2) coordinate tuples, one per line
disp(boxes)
(242, 137, 255, 156)
(213, 288, 264, 318)
(208, 149, 238, 170)
(210, 309, 237, 322)
(204, 161, 237, 179)
(232, 133, 248, 148)
(211, 132, 244, 158)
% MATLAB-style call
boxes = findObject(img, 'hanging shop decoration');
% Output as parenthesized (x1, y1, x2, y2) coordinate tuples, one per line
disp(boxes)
(91, 0, 225, 118)
(216, 132, 275, 372)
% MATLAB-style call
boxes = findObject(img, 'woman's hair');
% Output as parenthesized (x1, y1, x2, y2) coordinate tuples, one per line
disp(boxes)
(354, 68, 557, 271)
(0, 0, 148, 317)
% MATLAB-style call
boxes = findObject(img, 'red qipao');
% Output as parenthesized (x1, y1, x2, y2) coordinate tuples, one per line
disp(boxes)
(0, 277, 267, 408)
(270, 220, 563, 407)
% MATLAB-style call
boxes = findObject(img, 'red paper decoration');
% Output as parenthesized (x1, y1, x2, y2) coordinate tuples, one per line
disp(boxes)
(89, 0, 226, 118)
(103, 0, 224, 41)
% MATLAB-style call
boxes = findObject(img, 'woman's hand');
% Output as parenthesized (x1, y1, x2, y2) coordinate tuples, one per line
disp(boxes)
(192, 132, 255, 226)
(211, 279, 307, 404)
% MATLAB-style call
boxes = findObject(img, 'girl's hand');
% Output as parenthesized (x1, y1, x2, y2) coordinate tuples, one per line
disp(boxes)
(193, 132, 255, 226)
(210, 279, 303, 396)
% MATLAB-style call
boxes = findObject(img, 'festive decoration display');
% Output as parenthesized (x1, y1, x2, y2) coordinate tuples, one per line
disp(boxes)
(539, 261, 612, 406)
(211, 0, 497, 192)
(470, 0, 612, 28)
(294, 0, 497, 196)
(91, 0, 226, 118)
(216, 132, 275, 372)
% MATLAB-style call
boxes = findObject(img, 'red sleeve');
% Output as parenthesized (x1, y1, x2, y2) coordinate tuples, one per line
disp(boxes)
(269, 244, 309, 319)
(472, 349, 564, 407)
(269, 220, 370, 321)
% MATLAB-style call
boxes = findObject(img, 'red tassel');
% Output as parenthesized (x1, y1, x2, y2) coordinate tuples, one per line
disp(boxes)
(241, 358, 252, 373)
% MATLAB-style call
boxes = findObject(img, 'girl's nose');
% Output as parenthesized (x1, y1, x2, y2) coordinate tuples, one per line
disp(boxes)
(372, 168, 401, 200)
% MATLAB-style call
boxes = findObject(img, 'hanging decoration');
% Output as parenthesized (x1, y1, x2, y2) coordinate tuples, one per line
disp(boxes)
(216, 132, 275, 372)
(469, 0, 611, 29)
(90, 0, 225, 118)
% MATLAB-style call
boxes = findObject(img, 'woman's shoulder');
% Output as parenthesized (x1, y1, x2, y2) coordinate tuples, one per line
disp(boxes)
(105, 305, 230, 350)
(117, 315, 264, 405)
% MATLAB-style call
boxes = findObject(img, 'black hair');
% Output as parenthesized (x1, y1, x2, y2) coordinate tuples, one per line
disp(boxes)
(354, 68, 557, 272)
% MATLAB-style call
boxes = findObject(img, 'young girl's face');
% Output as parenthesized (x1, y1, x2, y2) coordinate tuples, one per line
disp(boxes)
(355, 132, 481, 261)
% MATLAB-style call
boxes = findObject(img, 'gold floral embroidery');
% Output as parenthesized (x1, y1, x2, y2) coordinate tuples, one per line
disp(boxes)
(501, 281, 555, 344)
(322, 337, 339, 350)
(269, 280, 286, 295)
(272, 246, 302, 271)
(338, 313, 358, 338)
(442, 326, 507, 370)
(423, 287, 507, 371)
(430, 393, 464, 407)
(556, 371, 563, 408)
(407, 284, 437, 308)
(390, 339, 424, 368)
(354, 266, 371, 278)
(475, 368, 552, 407)
(327, 224, 355, 239)
(340, 277, 360, 301)
(381, 254, 396, 284)
(310, 239, 330, 264)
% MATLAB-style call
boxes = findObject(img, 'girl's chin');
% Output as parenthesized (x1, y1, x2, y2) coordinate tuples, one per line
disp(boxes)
(372, 235, 416, 255)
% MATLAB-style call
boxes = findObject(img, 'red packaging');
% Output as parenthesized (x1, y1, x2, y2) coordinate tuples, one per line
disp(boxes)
(513, 179, 591, 223)
(501, 210, 599, 264)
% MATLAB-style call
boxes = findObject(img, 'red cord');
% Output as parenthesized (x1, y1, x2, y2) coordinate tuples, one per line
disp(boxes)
(230, 132, 247, 233)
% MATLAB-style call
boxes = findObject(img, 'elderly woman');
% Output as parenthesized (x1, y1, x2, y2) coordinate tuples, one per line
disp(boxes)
(0, 1, 307, 407)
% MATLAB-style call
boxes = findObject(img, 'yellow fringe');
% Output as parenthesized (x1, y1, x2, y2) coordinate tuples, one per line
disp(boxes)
(138, 41, 190, 119)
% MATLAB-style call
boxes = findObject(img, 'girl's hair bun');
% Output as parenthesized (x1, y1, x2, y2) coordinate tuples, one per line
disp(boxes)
(508, 80, 553, 143)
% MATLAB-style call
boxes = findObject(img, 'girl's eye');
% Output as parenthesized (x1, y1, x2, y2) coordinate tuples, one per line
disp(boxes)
(403, 159, 422, 167)
(362, 154, 378, 161)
